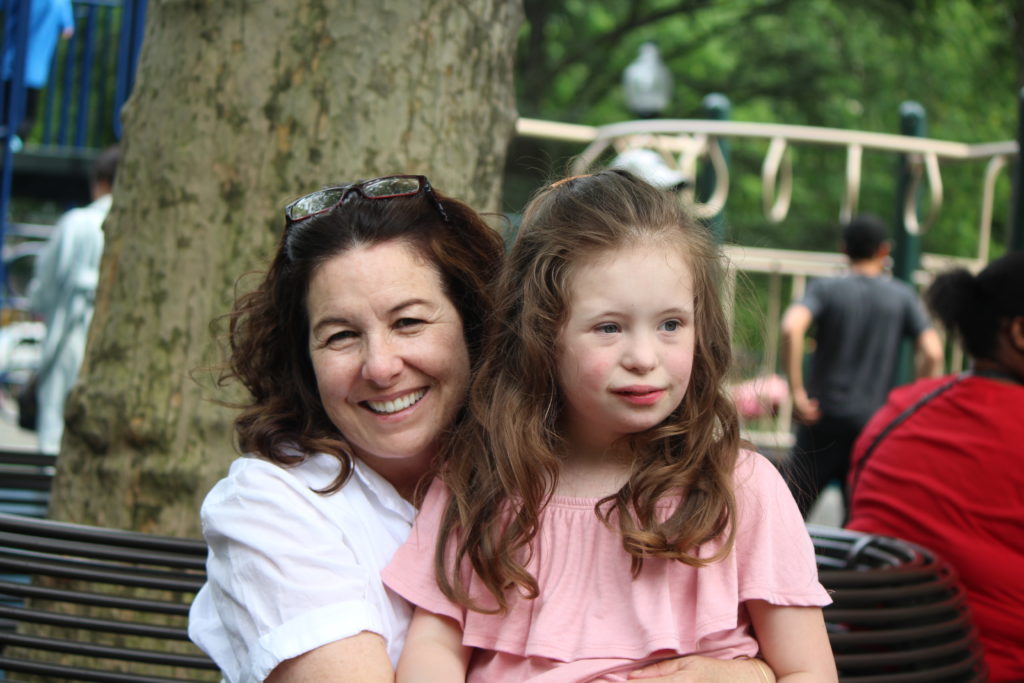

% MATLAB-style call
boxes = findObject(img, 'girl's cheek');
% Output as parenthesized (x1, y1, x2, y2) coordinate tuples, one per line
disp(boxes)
(582, 359, 617, 386)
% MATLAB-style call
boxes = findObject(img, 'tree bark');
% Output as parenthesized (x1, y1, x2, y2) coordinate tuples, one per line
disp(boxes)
(50, 0, 523, 536)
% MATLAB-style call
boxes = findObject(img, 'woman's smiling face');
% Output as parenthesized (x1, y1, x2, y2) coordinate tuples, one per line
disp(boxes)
(306, 239, 470, 481)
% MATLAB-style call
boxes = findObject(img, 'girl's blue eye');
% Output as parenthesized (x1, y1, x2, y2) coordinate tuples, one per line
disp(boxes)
(596, 323, 620, 334)
(661, 320, 680, 332)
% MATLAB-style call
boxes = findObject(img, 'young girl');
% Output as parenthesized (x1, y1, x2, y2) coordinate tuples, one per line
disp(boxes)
(382, 170, 836, 682)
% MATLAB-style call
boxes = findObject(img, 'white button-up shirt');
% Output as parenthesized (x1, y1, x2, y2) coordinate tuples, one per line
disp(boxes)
(188, 453, 417, 683)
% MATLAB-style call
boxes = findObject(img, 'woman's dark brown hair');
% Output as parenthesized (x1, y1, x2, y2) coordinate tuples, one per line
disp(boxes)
(435, 169, 740, 612)
(225, 182, 505, 492)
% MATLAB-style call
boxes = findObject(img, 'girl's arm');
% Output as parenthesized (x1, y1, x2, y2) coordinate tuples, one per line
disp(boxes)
(396, 606, 471, 683)
(627, 654, 777, 681)
(748, 600, 837, 682)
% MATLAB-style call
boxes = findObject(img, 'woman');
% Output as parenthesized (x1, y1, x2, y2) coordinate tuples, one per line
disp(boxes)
(189, 174, 783, 682)
(847, 251, 1024, 683)
(188, 175, 503, 682)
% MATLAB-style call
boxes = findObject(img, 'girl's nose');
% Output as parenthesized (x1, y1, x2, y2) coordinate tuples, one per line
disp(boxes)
(361, 336, 403, 385)
(622, 333, 658, 373)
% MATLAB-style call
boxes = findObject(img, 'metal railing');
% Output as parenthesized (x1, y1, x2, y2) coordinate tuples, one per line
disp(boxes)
(517, 116, 1018, 448)
(1, 0, 145, 148)
(38, 0, 146, 147)
(520, 117, 1018, 266)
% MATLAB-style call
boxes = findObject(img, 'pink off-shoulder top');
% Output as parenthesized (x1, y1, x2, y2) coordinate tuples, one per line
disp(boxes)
(382, 450, 830, 682)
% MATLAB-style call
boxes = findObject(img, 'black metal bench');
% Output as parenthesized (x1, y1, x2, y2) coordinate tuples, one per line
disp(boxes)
(0, 511, 219, 682)
(0, 447, 55, 518)
(0, 454, 980, 682)
(810, 525, 986, 683)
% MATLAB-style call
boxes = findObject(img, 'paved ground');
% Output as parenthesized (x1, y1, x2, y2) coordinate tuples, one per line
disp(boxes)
(0, 394, 39, 449)
(806, 483, 843, 528)
(758, 445, 844, 528)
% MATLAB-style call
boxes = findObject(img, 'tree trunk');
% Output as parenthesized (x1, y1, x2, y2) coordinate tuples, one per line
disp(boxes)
(49, 0, 523, 536)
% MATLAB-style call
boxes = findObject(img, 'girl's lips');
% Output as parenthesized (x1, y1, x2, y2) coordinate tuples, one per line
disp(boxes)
(613, 387, 665, 406)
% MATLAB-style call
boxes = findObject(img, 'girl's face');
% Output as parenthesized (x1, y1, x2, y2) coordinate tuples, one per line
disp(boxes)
(556, 241, 695, 454)
(306, 239, 470, 484)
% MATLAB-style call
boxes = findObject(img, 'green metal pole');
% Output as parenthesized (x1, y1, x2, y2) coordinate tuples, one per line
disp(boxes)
(893, 101, 925, 283)
(1010, 87, 1024, 252)
(893, 101, 926, 385)
(697, 93, 730, 241)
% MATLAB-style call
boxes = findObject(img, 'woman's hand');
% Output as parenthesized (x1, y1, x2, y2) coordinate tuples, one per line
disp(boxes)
(627, 655, 775, 682)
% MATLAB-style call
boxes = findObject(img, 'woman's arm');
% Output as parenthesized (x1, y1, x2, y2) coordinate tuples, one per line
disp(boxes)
(748, 600, 837, 682)
(396, 607, 470, 683)
(265, 633, 393, 682)
(190, 457, 413, 682)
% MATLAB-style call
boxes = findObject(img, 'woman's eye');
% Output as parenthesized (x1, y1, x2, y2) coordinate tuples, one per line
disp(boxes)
(595, 323, 620, 334)
(395, 317, 425, 329)
(326, 330, 357, 344)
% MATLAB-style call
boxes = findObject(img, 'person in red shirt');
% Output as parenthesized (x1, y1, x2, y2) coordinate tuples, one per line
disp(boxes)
(846, 251, 1024, 682)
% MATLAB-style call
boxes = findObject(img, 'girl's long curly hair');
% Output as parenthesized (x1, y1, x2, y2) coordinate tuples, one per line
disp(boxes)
(435, 170, 740, 612)
(224, 182, 504, 492)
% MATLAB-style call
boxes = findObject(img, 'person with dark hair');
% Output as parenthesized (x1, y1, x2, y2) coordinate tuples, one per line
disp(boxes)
(779, 213, 943, 518)
(846, 251, 1024, 682)
(384, 171, 835, 682)
(89, 143, 119, 189)
(26, 144, 119, 453)
(186, 176, 505, 682)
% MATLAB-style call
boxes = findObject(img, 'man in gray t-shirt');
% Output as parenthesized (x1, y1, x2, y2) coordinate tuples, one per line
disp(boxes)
(780, 214, 943, 518)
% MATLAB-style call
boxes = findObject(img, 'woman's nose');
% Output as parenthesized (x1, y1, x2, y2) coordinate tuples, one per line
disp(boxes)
(361, 336, 403, 385)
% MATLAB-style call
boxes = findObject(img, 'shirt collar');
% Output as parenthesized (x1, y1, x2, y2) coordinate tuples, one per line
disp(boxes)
(350, 457, 418, 522)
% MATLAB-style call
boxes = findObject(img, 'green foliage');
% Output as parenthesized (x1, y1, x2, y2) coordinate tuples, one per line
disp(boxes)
(512, 0, 1019, 259)
(508, 0, 1021, 384)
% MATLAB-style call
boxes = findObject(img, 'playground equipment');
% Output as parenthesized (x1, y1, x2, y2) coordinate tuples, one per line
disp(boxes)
(0, 0, 147, 309)
(520, 113, 1017, 267)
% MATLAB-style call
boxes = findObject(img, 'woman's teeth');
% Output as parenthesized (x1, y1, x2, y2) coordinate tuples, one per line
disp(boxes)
(366, 389, 426, 415)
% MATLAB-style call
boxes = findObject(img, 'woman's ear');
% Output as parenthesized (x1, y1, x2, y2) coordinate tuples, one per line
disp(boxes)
(1009, 316, 1024, 354)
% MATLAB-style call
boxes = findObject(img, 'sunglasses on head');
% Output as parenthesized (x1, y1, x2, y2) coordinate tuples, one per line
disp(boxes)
(284, 174, 448, 225)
